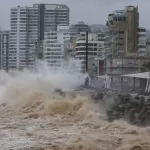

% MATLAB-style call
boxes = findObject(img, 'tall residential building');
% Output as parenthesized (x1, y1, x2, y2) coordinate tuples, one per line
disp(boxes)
(9, 6, 39, 70)
(9, 4, 70, 70)
(106, 6, 139, 57)
(43, 25, 70, 70)
(34, 4, 70, 41)
(0, 30, 10, 71)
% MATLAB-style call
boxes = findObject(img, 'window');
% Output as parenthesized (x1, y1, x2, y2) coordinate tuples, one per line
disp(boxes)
(139, 34, 146, 38)
(138, 45, 146, 48)
(11, 33, 17, 35)
(11, 18, 17, 20)
(20, 21, 27, 23)
(20, 30, 26, 32)
(11, 11, 17, 14)
(119, 31, 124, 34)
(11, 21, 17, 23)
(20, 18, 27, 21)
(11, 27, 17, 29)
(20, 12, 26, 15)
(119, 43, 124, 46)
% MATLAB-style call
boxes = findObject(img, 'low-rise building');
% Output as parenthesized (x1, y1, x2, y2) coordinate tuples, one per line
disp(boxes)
(74, 32, 104, 72)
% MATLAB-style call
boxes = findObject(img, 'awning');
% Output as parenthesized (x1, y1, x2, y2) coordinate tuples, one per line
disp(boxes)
(121, 72, 150, 79)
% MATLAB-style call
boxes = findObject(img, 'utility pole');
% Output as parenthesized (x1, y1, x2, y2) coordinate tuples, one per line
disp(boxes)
(85, 30, 88, 73)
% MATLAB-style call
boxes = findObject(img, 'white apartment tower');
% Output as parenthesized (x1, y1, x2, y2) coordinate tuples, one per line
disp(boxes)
(43, 25, 70, 70)
(0, 30, 10, 71)
(9, 6, 39, 70)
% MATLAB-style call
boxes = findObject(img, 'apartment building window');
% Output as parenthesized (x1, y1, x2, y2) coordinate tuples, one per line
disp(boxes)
(11, 18, 17, 20)
(20, 18, 27, 21)
(11, 21, 17, 24)
(11, 11, 17, 14)
(139, 34, 146, 38)
(119, 38, 124, 40)
(119, 43, 124, 46)
(11, 27, 17, 29)
(11, 15, 17, 18)
(138, 28, 146, 32)
(119, 31, 124, 34)
(10, 33, 17, 35)
(20, 12, 26, 14)
(20, 30, 26, 32)
(138, 45, 146, 48)
(20, 21, 27, 23)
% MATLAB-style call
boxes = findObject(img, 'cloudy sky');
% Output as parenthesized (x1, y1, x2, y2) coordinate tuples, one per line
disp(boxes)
(0, 0, 150, 30)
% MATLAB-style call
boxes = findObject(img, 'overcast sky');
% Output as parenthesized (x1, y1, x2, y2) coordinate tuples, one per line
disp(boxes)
(0, 0, 150, 30)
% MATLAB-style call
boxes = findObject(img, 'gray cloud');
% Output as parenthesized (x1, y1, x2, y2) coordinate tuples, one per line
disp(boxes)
(0, 0, 150, 30)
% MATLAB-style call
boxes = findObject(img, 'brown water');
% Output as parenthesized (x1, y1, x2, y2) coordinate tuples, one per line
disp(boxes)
(0, 66, 150, 150)
(0, 90, 150, 150)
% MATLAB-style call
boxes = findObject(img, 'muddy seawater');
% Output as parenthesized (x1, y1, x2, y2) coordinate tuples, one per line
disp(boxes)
(0, 61, 150, 150)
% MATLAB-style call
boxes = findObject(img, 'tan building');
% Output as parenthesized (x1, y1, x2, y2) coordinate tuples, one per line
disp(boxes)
(106, 6, 139, 57)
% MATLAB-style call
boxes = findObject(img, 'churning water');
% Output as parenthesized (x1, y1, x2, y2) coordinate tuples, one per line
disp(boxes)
(0, 59, 150, 150)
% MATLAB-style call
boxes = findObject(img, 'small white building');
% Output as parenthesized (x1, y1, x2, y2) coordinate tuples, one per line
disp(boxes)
(138, 27, 147, 57)
(74, 32, 104, 72)
(43, 25, 70, 70)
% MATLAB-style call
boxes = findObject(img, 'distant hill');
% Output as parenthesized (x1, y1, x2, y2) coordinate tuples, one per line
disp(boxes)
(90, 24, 107, 32)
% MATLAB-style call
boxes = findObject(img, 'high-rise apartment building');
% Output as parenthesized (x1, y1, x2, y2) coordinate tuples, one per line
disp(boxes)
(43, 25, 70, 70)
(106, 6, 139, 57)
(126, 6, 139, 54)
(34, 4, 70, 41)
(9, 4, 70, 70)
(0, 30, 10, 71)
(9, 6, 39, 70)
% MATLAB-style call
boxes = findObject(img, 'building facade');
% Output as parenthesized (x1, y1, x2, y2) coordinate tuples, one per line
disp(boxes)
(70, 22, 89, 40)
(74, 32, 104, 72)
(0, 30, 10, 71)
(9, 4, 70, 70)
(43, 25, 70, 70)
(146, 38, 150, 56)
(106, 6, 139, 57)
(34, 4, 70, 41)
(64, 39, 74, 60)
(138, 27, 146, 56)
(9, 6, 39, 70)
